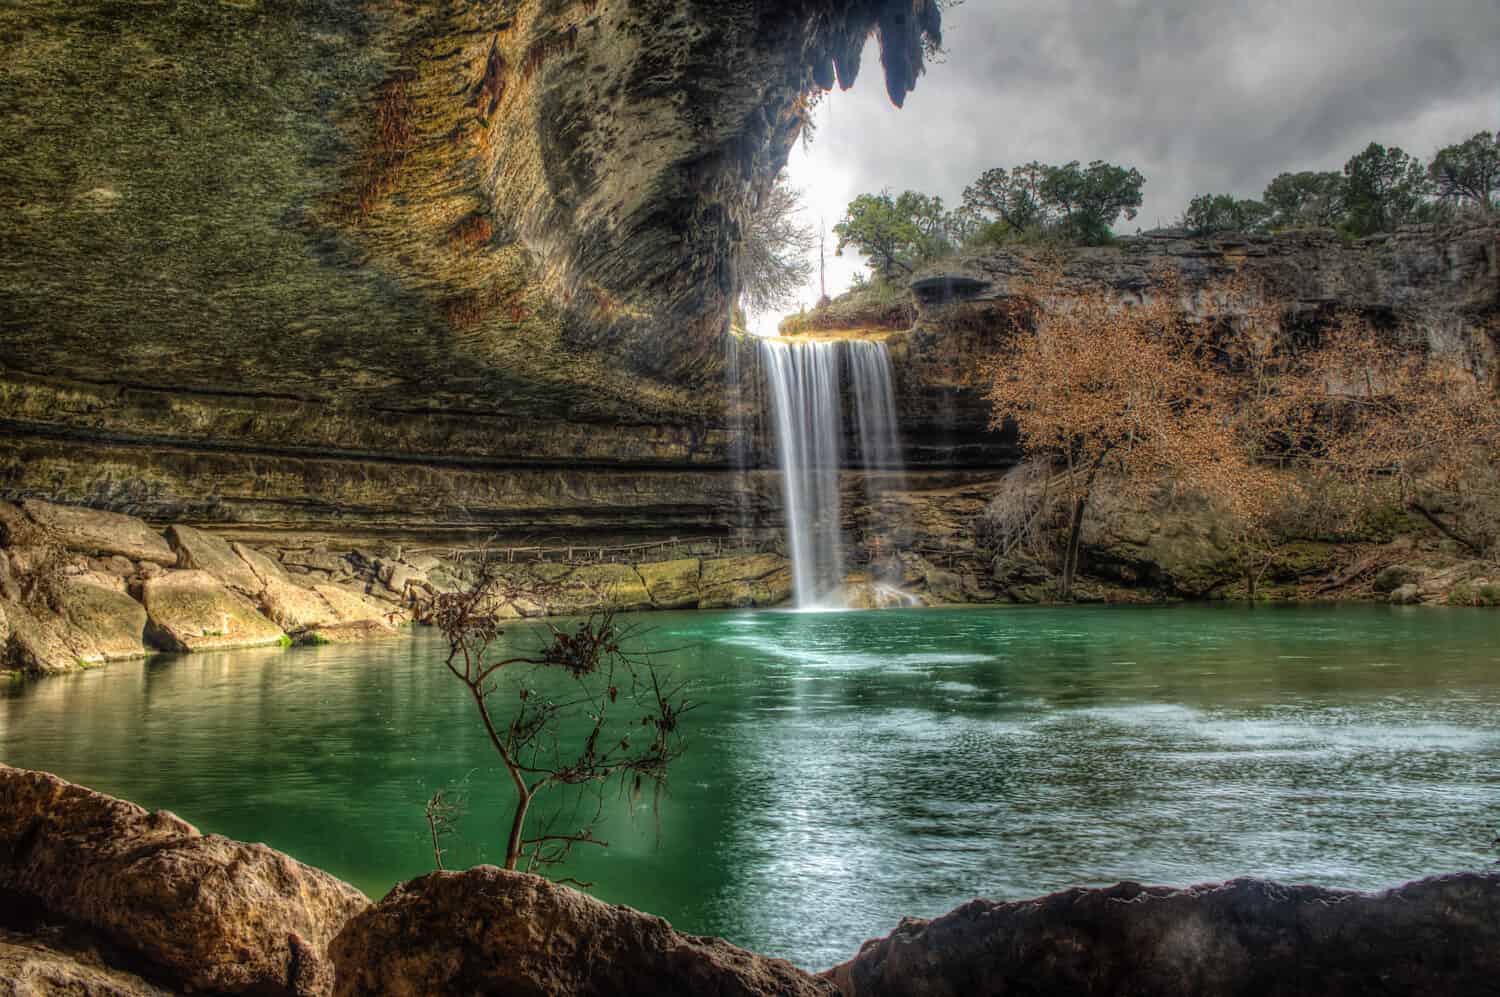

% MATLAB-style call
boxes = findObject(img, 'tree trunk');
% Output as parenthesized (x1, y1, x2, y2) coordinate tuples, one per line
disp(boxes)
(504, 791, 532, 871)
(1061, 494, 1087, 602)
(1407, 501, 1482, 554)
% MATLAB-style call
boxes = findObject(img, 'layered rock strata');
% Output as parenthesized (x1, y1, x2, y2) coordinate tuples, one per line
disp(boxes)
(0, 0, 943, 538)
(0, 497, 794, 676)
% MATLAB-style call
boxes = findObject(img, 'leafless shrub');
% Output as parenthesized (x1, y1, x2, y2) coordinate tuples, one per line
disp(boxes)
(975, 460, 1062, 561)
(428, 562, 694, 881)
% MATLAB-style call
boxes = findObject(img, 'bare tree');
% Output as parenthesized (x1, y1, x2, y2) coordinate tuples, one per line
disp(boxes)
(975, 460, 1059, 561)
(739, 179, 816, 315)
(428, 565, 694, 878)
(423, 786, 466, 871)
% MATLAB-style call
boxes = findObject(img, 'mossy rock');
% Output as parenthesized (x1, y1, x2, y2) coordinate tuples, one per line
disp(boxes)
(1373, 564, 1424, 594)
(1448, 582, 1500, 607)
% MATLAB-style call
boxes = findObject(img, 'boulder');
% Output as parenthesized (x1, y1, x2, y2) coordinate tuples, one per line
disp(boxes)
(699, 554, 793, 609)
(1389, 583, 1423, 605)
(165, 524, 262, 595)
(312, 583, 397, 626)
(281, 548, 355, 576)
(0, 601, 96, 674)
(376, 560, 428, 599)
(17, 500, 175, 567)
(138, 570, 285, 651)
(401, 553, 444, 574)
(1083, 490, 1240, 598)
(636, 558, 702, 609)
(233, 542, 341, 631)
(0, 765, 368, 996)
(101, 555, 136, 578)
(51, 575, 148, 661)
(1373, 564, 1424, 594)
(826, 875, 1500, 997)
(992, 553, 1052, 603)
(296, 620, 402, 645)
(329, 867, 835, 997)
(0, 928, 172, 997)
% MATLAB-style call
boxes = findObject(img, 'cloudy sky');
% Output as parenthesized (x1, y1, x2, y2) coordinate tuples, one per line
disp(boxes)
(752, 0, 1499, 332)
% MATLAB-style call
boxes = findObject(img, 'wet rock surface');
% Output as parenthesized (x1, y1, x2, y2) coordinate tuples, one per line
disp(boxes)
(330, 866, 837, 997)
(1, 767, 1495, 997)
(827, 875, 1500, 997)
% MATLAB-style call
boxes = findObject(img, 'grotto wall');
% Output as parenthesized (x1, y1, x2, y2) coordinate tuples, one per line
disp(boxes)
(0, 0, 943, 539)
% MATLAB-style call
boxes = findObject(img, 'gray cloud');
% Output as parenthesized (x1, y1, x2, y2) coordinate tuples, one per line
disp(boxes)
(788, 0, 1499, 242)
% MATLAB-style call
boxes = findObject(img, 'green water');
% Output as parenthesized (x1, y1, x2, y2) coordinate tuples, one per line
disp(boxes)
(2, 605, 1497, 969)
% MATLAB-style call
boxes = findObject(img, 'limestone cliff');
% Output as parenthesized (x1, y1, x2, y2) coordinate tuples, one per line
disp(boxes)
(785, 222, 1499, 606)
(0, 0, 942, 538)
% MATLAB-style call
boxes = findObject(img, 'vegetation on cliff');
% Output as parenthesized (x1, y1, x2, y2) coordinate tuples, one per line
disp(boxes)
(976, 272, 1500, 603)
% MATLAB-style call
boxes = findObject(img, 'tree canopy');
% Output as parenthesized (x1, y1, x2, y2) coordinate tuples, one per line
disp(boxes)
(833, 190, 951, 280)
(1182, 194, 1271, 235)
(1430, 130, 1499, 213)
(1342, 142, 1430, 235)
(959, 159, 1145, 246)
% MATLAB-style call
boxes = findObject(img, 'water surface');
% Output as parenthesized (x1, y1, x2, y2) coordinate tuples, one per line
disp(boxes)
(2, 604, 1497, 969)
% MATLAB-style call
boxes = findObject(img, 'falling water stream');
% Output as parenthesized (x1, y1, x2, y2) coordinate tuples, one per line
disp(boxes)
(755, 337, 906, 608)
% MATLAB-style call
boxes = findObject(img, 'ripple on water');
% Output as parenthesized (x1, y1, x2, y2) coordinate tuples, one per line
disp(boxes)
(1, 605, 1498, 971)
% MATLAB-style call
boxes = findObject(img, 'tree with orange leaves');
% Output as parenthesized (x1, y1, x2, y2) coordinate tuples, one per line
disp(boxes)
(981, 273, 1275, 601)
(1269, 314, 1500, 556)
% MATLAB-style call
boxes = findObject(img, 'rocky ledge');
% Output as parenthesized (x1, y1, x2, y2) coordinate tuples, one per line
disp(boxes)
(0, 497, 795, 677)
(2, 765, 1497, 996)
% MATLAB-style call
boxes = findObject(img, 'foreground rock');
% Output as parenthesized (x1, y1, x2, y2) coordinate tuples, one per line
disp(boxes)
(330, 867, 836, 997)
(0, 765, 369, 996)
(827, 875, 1500, 997)
(0, 928, 171, 997)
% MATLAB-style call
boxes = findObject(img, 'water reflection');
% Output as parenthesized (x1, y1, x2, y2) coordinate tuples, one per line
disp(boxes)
(1, 604, 1497, 969)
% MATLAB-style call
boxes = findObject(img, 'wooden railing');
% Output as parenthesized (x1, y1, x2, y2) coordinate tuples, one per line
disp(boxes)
(407, 535, 783, 567)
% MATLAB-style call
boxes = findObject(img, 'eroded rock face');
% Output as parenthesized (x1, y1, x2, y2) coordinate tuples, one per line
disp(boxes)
(0, 0, 940, 537)
(900, 222, 1500, 469)
(0, 765, 369, 996)
(826, 875, 1500, 997)
(330, 866, 837, 997)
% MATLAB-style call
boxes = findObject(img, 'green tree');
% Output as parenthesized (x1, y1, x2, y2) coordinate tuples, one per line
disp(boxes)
(1040, 160, 1146, 245)
(895, 190, 957, 260)
(1343, 142, 1429, 235)
(1182, 194, 1271, 235)
(961, 162, 1051, 234)
(1429, 131, 1499, 213)
(833, 190, 952, 280)
(1263, 171, 1346, 228)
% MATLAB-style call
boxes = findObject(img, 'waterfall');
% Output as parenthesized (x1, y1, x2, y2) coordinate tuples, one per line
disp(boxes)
(756, 337, 906, 609)
(848, 340, 908, 589)
(758, 339, 846, 608)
